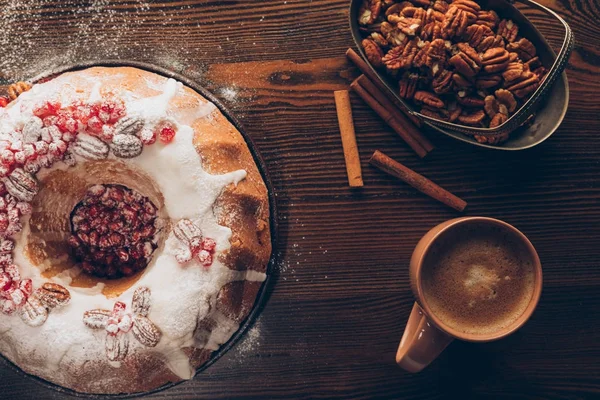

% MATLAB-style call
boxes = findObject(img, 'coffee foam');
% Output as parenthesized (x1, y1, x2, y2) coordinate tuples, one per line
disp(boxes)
(422, 223, 536, 336)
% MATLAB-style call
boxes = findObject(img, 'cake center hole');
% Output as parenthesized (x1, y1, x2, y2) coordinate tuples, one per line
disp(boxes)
(68, 184, 159, 279)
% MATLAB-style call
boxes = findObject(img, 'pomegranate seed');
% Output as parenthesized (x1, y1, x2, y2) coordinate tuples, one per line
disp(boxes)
(5, 264, 20, 280)
(34, 141, 48, 155)
(19, 279, 32, 296)
(0, 273, 11, 291)
(89, 231, 99, 246)
(98, 110, 110, 123)
(140, 129, 156, 145)
(49, 140, 67, 156)
(198, 250, 213, 267)
(0, 150, 14, 167)
(112, 301, 126, 315)
(87, 116, 103, 133)
(159, 126, 176, 143)
(189, 237, 202, 255)
(202, 238, 217, 252)
(68, 235, 80, 248)
(0, 213, 8, 232)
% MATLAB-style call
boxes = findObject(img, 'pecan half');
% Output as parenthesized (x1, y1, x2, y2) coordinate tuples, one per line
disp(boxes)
(401, 7, 426, 26)
(4, 168, 39, 202)
(370, 32, 389, 47)
(71, 134, 110, 161)
(362, 38, 385, 68)
(447, 101, 462, 122)
(359, 0, 383, 26)
(449, 43, 481, 77)
(380, 22, 409, 47)
(432, 69, 453, 94)
(397, 17, 423, 36)
(452, 0, 481, 14)
(106, 332, 129, 362)
(420, 21, 443, 41)
(475, 74, 502, 89)
(382, 40, 418, 70)
(456, 91, 485, 107)
(475, 131, 509, 144)
(414, 91, 445, 108)
(20, 295, 48, 327)
(481, 47, 510, 73)
(432, 0, 449, 13)
(420, 106, 448, 120)
(425, 8, 444, 23)
(525, 56, 542, 70)
(111, 134, 143, 159)
(132, 315, 162, 347)
(412, 0, 431, 7)
(132, 286, 152, 317)
(83, 309, 112, 328)
(457, 109, 486, 126)
(476, 10, 499, 29)
(398, 72, 420, 99)
(36, 283, 71, 308)
(502, 62, 526, 83)
(463, 24, 494, 49)
(385, 2, 412, 18)
(506, 38, 536, 61)
(442, 6, 475, 38)
(476, 34, 504, 53)
(489, 112, 509, 128)
(452, 73, 473, 88)
(497, 19, 518, 43)
(495, 89, 517, 113)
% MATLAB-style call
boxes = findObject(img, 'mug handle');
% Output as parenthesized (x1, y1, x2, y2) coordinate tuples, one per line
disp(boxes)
(396, 302, 454, 373)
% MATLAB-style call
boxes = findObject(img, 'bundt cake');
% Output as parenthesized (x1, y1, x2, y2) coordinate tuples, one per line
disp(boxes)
(0, 66, 271, 394)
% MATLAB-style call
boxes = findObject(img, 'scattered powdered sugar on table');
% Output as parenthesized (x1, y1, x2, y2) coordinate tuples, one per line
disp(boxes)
(232, 319, 262, 361)
(0, 0, 198, 81)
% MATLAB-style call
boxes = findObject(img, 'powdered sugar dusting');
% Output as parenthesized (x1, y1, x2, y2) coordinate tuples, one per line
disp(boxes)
(0, 1, 200, 81)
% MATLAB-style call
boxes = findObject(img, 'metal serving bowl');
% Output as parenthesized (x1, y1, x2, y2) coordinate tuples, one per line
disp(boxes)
(349, 0, 574, 150)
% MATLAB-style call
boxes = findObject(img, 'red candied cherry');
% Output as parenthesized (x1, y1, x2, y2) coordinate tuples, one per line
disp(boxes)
(198, 250, 213, 267)
(158, 125, 176, 144)
(0, 96, 8, 108)
(101, 99, 125, 124)
(100, 125, 115, 142)
(33, 100, 61, 118)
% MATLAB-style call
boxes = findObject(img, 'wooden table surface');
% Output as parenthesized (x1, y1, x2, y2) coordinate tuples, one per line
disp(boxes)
(0, 1, 598, 399)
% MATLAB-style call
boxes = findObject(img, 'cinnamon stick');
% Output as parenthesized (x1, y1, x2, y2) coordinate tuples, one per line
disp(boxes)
(334, 90, 364, 187)
(350, 80, 428, 158)
(346, 48, 422, 128)
(357, 75, 434, 154)
(369, 150, 467, 212)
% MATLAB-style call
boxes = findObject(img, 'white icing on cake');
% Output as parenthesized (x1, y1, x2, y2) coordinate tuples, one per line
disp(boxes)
(0, 70, 267, 387)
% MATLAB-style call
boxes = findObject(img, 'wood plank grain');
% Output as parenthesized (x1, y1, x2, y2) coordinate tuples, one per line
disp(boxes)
(0, 0, 599, 398)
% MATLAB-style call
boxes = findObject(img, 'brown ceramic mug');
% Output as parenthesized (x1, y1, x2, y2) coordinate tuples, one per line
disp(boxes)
(396, 217, 542, 373)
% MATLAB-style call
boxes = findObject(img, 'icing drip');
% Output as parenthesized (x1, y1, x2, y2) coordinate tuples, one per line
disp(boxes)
(0, 70, 267, 387)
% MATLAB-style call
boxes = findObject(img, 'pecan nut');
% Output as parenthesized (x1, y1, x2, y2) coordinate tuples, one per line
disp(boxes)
(380, 22, 409, 47)
(452, 72, 473, 88)
(72, 133, 110, 161)
(431, 0, 449, 13)
(36, 283, 71, 308)
(398, 72, 420, 99)
(362, 38, 385, 68)
(397, 17, 423, 36)
(83, 309, 112, 329)
(106, 332, 129, 362)
(132, 315, 162, 347)
(475, 131, 510, 144)
(20, 295, 48, 327)
(506, 38, 536, 61)
(476, 34, 504, 53)
(132, 286, 151, 317)
(111, 134, 143, 159)
(382, 40, 418, 70)
(414, 91, 445, 108)
(359, 0, 383, 25)
(476, 10, 499, 29)
(432, 69, 453, 94)
(4, 168, 38, 202)
(495, 89, 517, 113)
(475, 74, 502, 89)
(114, 116, 144, 136)
(456, 90, 484, 107)
(463, 24, 494, 49)
(442, 6, 473, 38)
(481, 47, 510, 73)
(449, 43, 481, 77)
(420, 21, 443, 41)
(173, 219, 202, 244)
(490, 112, 509, 128)
(497, 19, 518, 43)
(457, 109, 486, 126)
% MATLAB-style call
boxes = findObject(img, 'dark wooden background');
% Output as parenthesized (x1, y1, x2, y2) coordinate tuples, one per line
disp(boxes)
(0, 0, 598, 399)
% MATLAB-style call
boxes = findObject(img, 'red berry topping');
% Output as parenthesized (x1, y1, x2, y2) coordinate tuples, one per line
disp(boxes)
(0, 97, 9, 108)
(159, 126, 176, 144)
(202, 237, 217, 252)
(33, 101, 61, 118)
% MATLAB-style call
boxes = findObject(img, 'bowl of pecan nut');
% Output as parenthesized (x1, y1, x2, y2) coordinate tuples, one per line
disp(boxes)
(350, 0, 573, 149)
